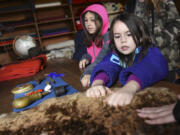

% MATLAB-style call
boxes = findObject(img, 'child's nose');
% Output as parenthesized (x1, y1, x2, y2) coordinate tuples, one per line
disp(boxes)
(87, 21, 91, 26)
(121, 35, 127, 42)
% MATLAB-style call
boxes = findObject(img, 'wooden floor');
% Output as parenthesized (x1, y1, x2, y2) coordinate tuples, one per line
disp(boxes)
(0, 58, 180, 114)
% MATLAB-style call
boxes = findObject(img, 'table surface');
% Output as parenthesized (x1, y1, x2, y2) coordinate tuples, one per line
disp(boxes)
(0, 59, 180, 114)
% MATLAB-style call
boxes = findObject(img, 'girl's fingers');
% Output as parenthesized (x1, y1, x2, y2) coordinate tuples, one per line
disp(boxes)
(106, 94, 117, 106)
(86, 86, 111, 97)
(86, 89, 92, 97)
(99, 87, 106, 96)
(106, 91, 134, 107)
(85, 60, 89, 65)
(79, 60, 87, 69)
(82, 62, 85, 68)
(79, 59, 89, 69)
(105, 87, 113, 94)
(81, 77, 87, 88)
(79, 62, 82, 69)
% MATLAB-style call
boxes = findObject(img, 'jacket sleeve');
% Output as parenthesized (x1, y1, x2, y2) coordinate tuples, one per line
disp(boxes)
(90, 53, 122, 87)
(81, 31, 111, 78)
(119, 47, 168, 89)
(173, 100, 180, 123)
(80, 53, 92, 62)
(81, 42, 111, 78)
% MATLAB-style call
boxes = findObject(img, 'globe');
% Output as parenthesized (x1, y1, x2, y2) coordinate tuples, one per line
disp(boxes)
(13, 35, 36, 57)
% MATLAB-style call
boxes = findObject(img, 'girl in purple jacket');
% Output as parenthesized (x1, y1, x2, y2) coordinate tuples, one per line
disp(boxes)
(86, 13, 168, 106)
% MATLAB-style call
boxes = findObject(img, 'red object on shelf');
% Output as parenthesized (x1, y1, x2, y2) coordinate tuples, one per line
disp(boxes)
(87, 0, 101, 2)
(0, 40, 13, 46)
(75, 20, 83, 30)
(72, 0, 86, 4)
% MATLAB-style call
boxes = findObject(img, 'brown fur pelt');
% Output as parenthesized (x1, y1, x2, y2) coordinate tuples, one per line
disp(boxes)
(0, 87, 179, 135)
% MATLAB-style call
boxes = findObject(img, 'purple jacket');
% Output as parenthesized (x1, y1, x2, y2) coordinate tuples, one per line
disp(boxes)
(90, 46, 168, 89)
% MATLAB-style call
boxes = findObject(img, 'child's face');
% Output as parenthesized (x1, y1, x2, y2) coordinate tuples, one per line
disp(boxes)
(84, 12, 97, 34)
(113, 21, 136, 55)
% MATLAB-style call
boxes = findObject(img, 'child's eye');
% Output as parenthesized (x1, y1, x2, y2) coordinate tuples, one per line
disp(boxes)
(114, 36, 120, 39)
(84, 19, 88, 22)
(127, 33, 132, 36)
(91, 19, 95, 22)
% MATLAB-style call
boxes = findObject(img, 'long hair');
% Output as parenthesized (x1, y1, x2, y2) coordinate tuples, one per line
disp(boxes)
(81, 11, 103, 48)
(110, 12, 153, 67)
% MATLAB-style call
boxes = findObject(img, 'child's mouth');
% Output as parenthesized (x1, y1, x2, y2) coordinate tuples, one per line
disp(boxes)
(88, 28, 93, 31)
(121, 46, 129, 51)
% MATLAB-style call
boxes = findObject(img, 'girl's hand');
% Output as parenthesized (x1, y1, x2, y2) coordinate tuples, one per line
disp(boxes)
(81, 75, 91, 88)
(86, 80, 112, 97)
(105, 80, 140, 106)
(106, 88, 136, 106)
(79, 59, 89, 69)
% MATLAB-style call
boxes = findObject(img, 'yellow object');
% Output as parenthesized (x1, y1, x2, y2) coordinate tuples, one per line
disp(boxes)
(117, 3, 124, 12)
(12, 91, 49, 109)
(11, 84, 34, 94)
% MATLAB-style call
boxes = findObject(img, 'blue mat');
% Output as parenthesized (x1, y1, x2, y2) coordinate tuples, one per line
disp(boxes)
(13, 77, 78, 112)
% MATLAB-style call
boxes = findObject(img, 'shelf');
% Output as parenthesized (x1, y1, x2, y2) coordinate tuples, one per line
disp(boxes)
(35, 4, 69, 9)
(0, 0, 127, 53)
(0, 0, 32, 14)
(0, 8, 32, 14)
(0, 36, 39, 47)
(0, 0, 76, 50)
(41, 35, 75, 47)
(38, 17, 72, 24)
(41, 31, 75, 39)
(0, 23, 35, 31)
(12, 23, 35, 29)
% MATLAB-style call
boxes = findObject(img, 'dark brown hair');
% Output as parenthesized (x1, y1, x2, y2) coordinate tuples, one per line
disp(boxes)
(81, 11, 103, 48)
(110, 12, 153, 67)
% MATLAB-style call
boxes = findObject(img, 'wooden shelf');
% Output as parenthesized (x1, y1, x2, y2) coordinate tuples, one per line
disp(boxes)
(38, 17, 72, 24)
(0, 0, 127, 52)
(41, 31, 75, 39)
(35, 4, 69, 9)
(0, 8, 32, 14)
(0, 0, 76, 50)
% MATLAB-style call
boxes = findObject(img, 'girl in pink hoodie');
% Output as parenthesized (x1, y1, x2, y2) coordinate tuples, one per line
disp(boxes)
(79, 4, 110, 88)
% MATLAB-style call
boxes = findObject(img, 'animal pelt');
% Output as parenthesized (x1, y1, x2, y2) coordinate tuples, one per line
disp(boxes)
(0, 87, 179, 135)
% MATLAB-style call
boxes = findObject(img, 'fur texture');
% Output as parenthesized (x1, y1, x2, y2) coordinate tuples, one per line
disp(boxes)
(0, 87, 179, 135)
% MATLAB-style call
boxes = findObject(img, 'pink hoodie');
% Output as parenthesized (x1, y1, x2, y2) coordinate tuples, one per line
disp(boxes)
(81, 4, 109, 63)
